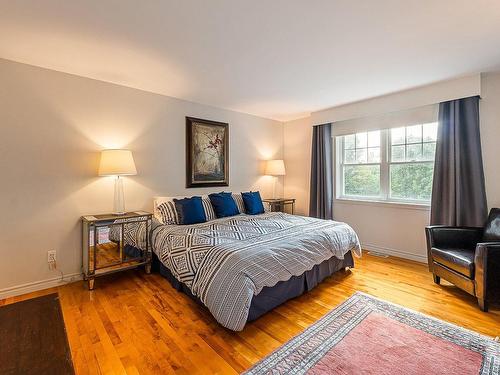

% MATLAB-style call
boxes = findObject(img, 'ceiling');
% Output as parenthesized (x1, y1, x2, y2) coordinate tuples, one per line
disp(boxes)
(1, 1, 500, 121)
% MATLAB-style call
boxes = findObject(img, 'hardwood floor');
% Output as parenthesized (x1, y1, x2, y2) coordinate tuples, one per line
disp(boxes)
(2, 252, 499, 374)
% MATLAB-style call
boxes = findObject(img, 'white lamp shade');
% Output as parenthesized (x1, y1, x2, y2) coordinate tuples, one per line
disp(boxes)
(98, 149, 137, 176)
(265, 159, 286, 176)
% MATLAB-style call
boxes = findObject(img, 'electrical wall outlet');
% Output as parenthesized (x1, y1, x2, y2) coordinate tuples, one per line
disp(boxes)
(48, 250, 57, 270)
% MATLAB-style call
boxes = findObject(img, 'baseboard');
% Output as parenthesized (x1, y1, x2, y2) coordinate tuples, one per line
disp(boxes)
(0, 272, 82, 300)
(362, 243, 427, 264)
(0, 245, 426, 300)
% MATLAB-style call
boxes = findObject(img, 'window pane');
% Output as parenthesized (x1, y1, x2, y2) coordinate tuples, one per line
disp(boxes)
(344, 165, 380, 197)
(391, 127, 405, 145)
(356, 148, 367, 163)
(344, 149, 355, 163)
(406, 144, 422, 161)
(344, 134, 355, 149)
(406, 124, 422, 143)
(422, 142, 436, 160)
(390, 163, 434, 200)
(356, 132, 367, 148)
(423, 122, 438, 142)
(368, 130, 380, 147)
(391, 145, 405, 162)
(367, 147, 380, 163)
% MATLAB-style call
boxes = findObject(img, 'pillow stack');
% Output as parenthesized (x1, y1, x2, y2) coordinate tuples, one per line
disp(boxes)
(156, 195, 215, 224)
(173, 196, 206, 225)
(156, 190, 266, 225)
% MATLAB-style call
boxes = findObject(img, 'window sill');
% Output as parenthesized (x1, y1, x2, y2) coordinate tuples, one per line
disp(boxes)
(334, 197, 431, 211)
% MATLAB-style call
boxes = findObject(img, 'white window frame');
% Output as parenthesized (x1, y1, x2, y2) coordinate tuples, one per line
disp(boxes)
(335, 127, 435, 207)
(336, 130, 385, 201)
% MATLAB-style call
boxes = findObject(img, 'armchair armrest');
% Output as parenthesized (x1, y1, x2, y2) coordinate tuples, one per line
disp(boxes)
(425, 226, 483, 250)
(474, 242, 500, 301)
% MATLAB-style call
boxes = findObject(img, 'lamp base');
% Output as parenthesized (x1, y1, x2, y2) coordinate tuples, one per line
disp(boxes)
(113, 176, 126, 215)
(272, 176, 277, 199)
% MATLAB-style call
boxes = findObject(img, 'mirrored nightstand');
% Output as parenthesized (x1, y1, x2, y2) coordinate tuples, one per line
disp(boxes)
(262, 198, 296, 214)
(81, 211, 152, 290)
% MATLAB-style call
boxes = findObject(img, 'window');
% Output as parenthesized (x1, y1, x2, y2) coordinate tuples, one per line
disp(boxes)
(341, 131, 381, 197)
(389, 123, 437, 201)
(336, 123, 438, 204)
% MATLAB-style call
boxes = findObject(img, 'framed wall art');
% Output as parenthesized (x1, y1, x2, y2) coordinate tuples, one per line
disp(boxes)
(186, 117, 229, 188)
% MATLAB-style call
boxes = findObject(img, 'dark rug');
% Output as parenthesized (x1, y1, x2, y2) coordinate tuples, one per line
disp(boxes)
(0, 293, 74, 375)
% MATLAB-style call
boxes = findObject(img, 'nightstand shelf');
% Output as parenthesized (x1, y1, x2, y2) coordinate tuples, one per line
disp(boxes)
(82, 211, 152, 290)
(262, 198, 296, 214)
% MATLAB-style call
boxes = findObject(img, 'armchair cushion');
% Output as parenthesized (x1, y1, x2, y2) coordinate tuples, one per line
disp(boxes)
(430, 247, 475, 278)
(483, 208, 500, 241)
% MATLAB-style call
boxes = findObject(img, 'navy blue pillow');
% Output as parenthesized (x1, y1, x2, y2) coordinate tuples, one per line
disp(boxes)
(173, 196, 207, 225)
(208, 192, 239, 218)
(241, 191, 265, 215)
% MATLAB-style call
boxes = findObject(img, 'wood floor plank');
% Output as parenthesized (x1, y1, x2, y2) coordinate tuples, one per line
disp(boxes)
(1, 252, 499, 374)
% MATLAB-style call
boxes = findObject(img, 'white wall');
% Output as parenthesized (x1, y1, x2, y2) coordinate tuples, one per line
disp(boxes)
(333, 202, 431, 262)
(284, 73, 500, 263)
(479, 71, 500, 209)
(0, 58, 284, 296)
(312, 74, 481, 125)
(283, 117, 312, 215)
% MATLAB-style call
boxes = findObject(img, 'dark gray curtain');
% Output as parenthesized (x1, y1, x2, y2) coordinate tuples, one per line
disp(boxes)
(430, 96, 487, 226)
(309, 123, 333, 219)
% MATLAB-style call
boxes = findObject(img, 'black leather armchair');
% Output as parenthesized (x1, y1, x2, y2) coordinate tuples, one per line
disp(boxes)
(426, 208, 500, 311)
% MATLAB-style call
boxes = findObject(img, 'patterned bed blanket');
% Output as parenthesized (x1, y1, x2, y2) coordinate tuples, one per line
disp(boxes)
(151, 212, 361, 331)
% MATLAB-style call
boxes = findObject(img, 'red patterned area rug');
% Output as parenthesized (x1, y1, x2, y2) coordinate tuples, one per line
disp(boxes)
(244, 292, 500, 375)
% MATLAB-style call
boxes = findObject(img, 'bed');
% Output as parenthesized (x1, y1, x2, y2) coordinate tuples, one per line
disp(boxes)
(116, 199, 361, 331)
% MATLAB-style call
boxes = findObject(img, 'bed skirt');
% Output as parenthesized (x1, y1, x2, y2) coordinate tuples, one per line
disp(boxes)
(150, 249, 354, 322)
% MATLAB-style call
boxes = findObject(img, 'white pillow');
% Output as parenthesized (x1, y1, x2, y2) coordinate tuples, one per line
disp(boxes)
(155, 198, 178, 225)
(201, 196, 217, 220)
(232, 193, 246, 214)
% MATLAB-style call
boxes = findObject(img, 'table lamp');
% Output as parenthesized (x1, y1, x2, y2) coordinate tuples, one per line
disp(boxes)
(264, 159, 286, 199)
(98, 149, 137, 215)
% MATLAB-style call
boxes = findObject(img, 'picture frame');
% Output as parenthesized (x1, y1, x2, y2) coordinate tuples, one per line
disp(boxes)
(186, 116, 229, 188)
